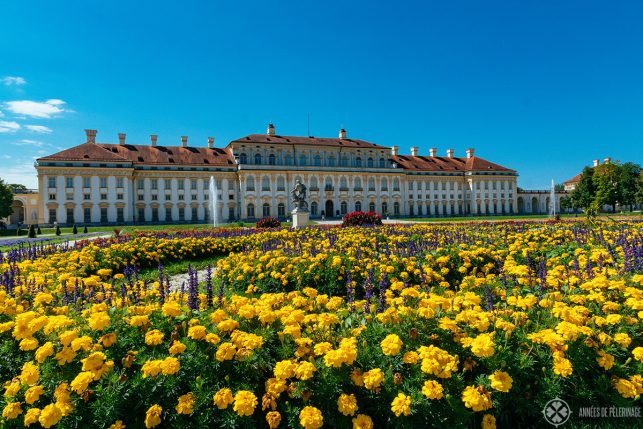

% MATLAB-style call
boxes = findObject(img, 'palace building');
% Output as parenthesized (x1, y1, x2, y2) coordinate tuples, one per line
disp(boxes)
(20, 124, 520, 225)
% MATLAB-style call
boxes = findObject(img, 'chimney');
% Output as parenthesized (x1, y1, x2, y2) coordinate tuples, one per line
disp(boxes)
(150, 135, 158, 147)
(604, 157, 611, 164)
(118, 133, 126, 146)
(447, 149, 454, 158)
(85, 129, 97, 144)
(181, 136, 188, 147)
(466, 148, 475, 159)
(208, 137, 214, 149)
(410, 146, 418, 156)
(592, 159, 599, 167)
(391, 146, 399, 156)
(339, 128, 346, 139)
(267, 122, 275, 136)
(429, 148, 437, 157)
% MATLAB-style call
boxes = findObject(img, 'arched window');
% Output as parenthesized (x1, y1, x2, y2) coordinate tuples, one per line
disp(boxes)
(262, 176, 270, 191)
(355, 157, 362, 167)
(328, 155, 336, 167)
(325, 177, 333, 191)
(277, 203, 285, 218)
(300, 155, 307, 166)
(393, 178, 400, 191)
(354, 177, 362, 190)
(310, 176, 318, 190)
(369, 202, 375, 212)
(355, 201, 362, 212)
(393, 202, 400, 215)
(262, 203, 270, 217)
(314, 155, 321, 166)
(340, 177, 348, 190)
(247, 203, 255, 218)
(367, 158, 374, 168)
(379, 158, 386, 168)
(341, 156, 348, 167)
(277, 176, 285, 191)
(254, 153, 262, 165)
(381, 178, 388, 191)
(382, 202, 388, 215)
(284, 154, 292, 166)
(310, 202, 318, 215)
(246, 176, 255, 191)
(409, 181, 414, 190)
(368, 178, 375, 191)
(340, 201, 348, 214)
(268, 154, 276, 165)
(239, 153, 247, 164)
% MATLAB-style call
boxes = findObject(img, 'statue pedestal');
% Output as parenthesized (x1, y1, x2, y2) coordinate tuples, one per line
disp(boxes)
(292, 210, 309, 228)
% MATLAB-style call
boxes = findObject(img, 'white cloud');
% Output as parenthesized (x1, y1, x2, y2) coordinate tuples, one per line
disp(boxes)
(4, 99, 66, 118)
(0, 161, 38, 188)
(25, 125, 52, 134)
(14, 139, 44, 147)
(2, 155, 11, 159)
(0, 120, 20, 133)
(2, 76, 26, 86)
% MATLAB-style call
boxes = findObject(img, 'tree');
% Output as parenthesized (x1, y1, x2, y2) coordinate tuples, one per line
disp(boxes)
(560, 196, 573, 213)
(55, 225, 61, 236)
(554, 183, 565, 192)
(570, 167, 595, 210)
(72, 224, 78, 234)
(0, 179, 13, 219)
(8, 183, 29, 194)
(593, 162, 621, 212)
(28, 224, 36, 238)
(636, 171, 643, 206)
(618, 162, 641, 211)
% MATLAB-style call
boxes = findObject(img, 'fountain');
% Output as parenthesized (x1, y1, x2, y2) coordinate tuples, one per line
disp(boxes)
(549, 179, 556, 217)
(209, 176, 218, 227)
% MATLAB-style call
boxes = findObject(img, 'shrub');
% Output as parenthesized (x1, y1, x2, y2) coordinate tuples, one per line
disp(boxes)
(83, 226, 89, 233)
(55, 225, 61, 236)
(72, 224, 78, 234)
(256, 217, 280, 228)
(37, 226, 42, 234)
(342, 211, 383, 227)
(27, 224, 36, 238)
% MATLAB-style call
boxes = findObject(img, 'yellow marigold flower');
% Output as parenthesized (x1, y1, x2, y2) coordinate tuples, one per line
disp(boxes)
(2, 402, 22, 419)
(145, 329, 164, 346)
(233, 390, 257, 417)
(34, 292, 53, 306)
(217, 318, 240, 332)
(20, 337, 39, 351)
(4, 381, 21, 397)
(215, 342, 237, 361)
(169, 340, 187, 355)
(337, 393, 358, 416)
(470, 333, 495, 358)
(176, 392, 195, 415)
(422, 380, 444, 400)
(266, 411, 281, 428)
(70, 371, 94, 395)
(25, 385, 45, 404)
(108, 420, 126, 429)
(55, 347, 76, 366)
(552, 352, 573, 377)
(295, 361, 316, 380)
(362, 368, 385, 391)
(313, 342, 333, 356)
(274, 360, 297, 380)
(145, 404, 162, 428)
(187, 325, 207, 340)
(461, 385, 493, 412)
(488, 371, 513, 392)
(205, 333, 221, 345)
(160, 357, 180, 375)
(20, 362, 40, 386)
(58, 330, 77, 347)
(299, 406, 323, 429)
(391, 392, 411, 417)
(162, 302, 181, 317)
(24, 407, 41, 426)
(596, 351, 615, 370)
(130, 315, 150, 328)
(141, 360, 163, 378)
(613, 333, 631, 348)
(38, 403, 62, 428)
(613, 378, 638, 399)
(100, 333, 117, 347)
(35, 342, 55, 363)
(70, 335, 93, 352)
(352, 414, 373, 429)
(482, 414, 497, 429)
(633, 346, 643, 361)
(402, 351, 419, 364)
(81, 352, 106, 372)
(381, 334, 403, 356)
(88, 312, 110, 331)
(213, 388, 234, 409)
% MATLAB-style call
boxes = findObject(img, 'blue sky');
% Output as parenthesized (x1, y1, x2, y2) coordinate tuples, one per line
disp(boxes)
(1, 0, 642, 189)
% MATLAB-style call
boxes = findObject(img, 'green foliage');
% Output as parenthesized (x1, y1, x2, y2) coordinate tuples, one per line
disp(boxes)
(570, 167, 595, 210)
(73, 224, 78, 234)
(55, 225, 61, 236)
(84, 226, 89, 233)
(618, 162, 641, 209)
(0, 178, 13, 219)
(27, 224, 36, 238)
(37, 226, 42, 234)
(593, 162, 621, 212)
(7, 183, 28, 194)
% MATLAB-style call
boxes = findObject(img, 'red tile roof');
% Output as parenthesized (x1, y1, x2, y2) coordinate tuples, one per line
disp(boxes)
(38, 143, 236, 167)
(391, 155, 515, 173)
(563, 173, 582, 185)
(230, 134, 389, 150)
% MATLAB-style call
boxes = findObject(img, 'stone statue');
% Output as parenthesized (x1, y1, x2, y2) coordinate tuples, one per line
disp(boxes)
(291, 180, 308, 212)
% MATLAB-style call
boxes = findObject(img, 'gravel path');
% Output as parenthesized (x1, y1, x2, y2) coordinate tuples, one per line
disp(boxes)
(167, 267, 216, 293)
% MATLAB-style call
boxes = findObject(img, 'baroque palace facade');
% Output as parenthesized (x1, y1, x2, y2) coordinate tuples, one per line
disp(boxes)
(23, 124, 519, 225)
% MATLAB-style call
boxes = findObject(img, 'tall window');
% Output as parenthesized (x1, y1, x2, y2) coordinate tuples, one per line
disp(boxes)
(255, 153, 262, 164)
(369, 202, 375, 212)
(66, 177, 73, 188)
(340, 201, 348, 215)
(178, 180, 184, 190)
(310, 176, 318, 189)
(239, 153, 247, 164)
(381, 178, 388, 191)
(192, 207, 198, 221)
(66, 208, 74, 223)
(262, 203, 270, 217)
(299, 155, 307, 166)
(165, 179, 171, 189)
(394, 202, 400, 215)
(277, 203, 285, 218)
(48, 208, 56, 223)
(341, 156, 348, 167)
(284, 154, 292, 165)
(381, 202, 388, 214)
(314, 155, 321, 166)
(393, 178, 400, 191)
(191, 179, 197, 190)
(83, 177, 91, 188)
(246, 177, 255, 191)
(367, 158, 374, 168)
(368, 178, 375, 191)
(48, 177, 56, 189)
(355, 201, 362, 211)
(355, 157, 362, 167)
(262, 176, 270, 191)
(100, 177, 107, 188)
(325, 177, 333, 191)
(137, 208, 145, 223)
(151, 179, 158, 190)
(152, 208, 159, 222)
(138, 179, 144, 190)
(379, 158, 386, 168)
(328, 155, 336, 167)
(165, 207, 172, 221)
(340, 177, 347, 190)
(310, 202, 318, 216)
(100, 208, 108, 223)
(117, 178, 124, 188)
(268, 154, 276, 165)
(117, 208, 124, 223)
(354, 177, 362, 190)
(247, 203, 255, 218)
(277, 176, 285, 191)
(179, 208, 185, 221)
(84, 208, 91, 223)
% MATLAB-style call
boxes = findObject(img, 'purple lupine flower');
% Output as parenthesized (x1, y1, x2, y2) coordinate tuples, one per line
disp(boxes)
(346, 269, 354, 313)
(483, 284, 494, 311)
(205, 265, 213, 308)
(187, 265, 199, 311)
(377, 273, 388, 313)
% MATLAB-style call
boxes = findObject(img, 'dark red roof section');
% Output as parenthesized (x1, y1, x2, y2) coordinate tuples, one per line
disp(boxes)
(230, 134, 389, 150)
(563, 173, 582, 184)
(38, 143, 236, 167)
(392, 155, 515, 173)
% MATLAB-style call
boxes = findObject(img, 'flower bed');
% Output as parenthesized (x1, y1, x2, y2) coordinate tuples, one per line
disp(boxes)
(0, 222, 641, 428)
